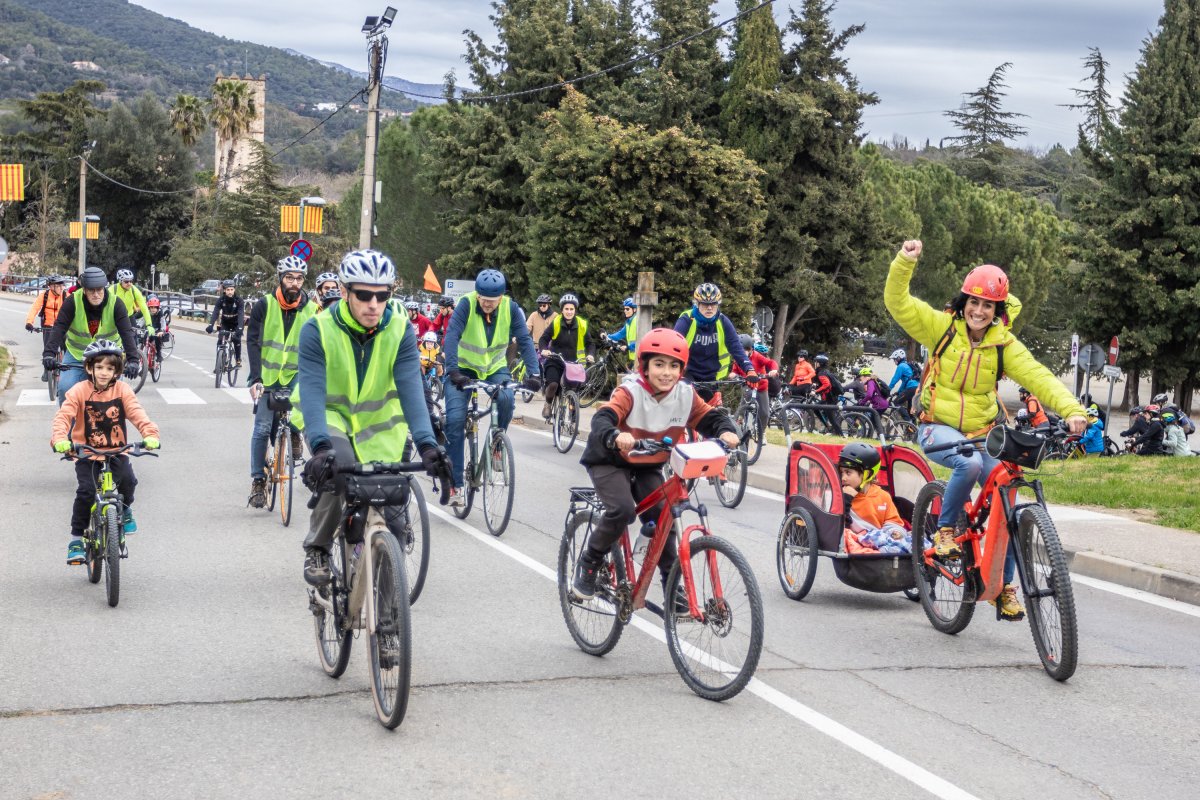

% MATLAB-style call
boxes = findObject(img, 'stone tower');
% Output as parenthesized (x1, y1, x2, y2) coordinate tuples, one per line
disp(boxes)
(213, 73, 266, 192)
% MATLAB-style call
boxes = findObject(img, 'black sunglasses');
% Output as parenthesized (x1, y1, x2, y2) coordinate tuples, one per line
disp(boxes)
(350, 288, 391, 303)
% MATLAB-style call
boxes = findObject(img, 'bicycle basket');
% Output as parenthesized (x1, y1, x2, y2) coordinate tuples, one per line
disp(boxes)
(670, 440, 729, 479)
(985, 425, 1047, 469)
(266, 390, 293, 412)
(563, 361, 587, 387)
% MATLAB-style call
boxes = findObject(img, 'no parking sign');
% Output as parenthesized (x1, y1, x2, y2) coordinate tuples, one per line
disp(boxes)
(291, 239, 313, 261)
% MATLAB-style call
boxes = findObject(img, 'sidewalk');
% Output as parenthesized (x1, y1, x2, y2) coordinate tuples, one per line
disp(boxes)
(516, 400, 1200, 607)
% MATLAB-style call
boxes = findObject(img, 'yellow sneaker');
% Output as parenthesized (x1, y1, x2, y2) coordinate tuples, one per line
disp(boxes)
(989, 583, 1026, 621)
(933, 526, 961, 558)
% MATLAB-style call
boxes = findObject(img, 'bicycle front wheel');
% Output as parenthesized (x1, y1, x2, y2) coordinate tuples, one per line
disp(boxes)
(85, 522, 102, 584)
(1018, 505, 1079, 681)
(128, 352, 148, 394)
(398, 478, 431, 605)
(578, 362, 607, 408)
(911, 481, 976, 634)
(553, 393, 579, 453)
(367, 529, 412, 729)
(735, 404, 763, 465)
(842, 411, 873, 439)
(149, 345, 162, 382)
(313, 537, 353, 678)
(104, 505, 121, 608)
(664, 536, 764, 702)
(557, 511, 625, 655)
(481, 432, 515, 536)
(776, 509, 819, 600)
(48, 364, 59, 401)
(225, 349, 240, 388)
(277, 426, 294, 527)
(452, 434, 476, 520)
(712, 450, 747, 509)
(214, 347, 225, 389)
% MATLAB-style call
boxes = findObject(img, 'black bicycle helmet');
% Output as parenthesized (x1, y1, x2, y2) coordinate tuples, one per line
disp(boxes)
(221, 279, 235, 288)
(80, 266, 108, 289)
(838, 442, 881, 487)
(439, 296, 455, 308)
(797, 349, 809, 359)
(739, 334, 754, 352)
(536, 294, 552, 304)
(814, 353, 830, 366)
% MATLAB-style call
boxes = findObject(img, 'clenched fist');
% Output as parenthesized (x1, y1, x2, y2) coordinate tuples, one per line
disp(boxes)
(900, 240, 923, 260)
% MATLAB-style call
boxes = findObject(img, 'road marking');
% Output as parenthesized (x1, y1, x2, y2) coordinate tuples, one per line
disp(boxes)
(16, 389, 55, 406)
(155, 388, 205, 404)
(429, 505, 980, 800)
(222, 388, 252, 404)
(1072, 574, 1200, 619)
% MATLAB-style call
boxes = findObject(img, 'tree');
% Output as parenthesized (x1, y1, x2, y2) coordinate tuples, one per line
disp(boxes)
(168, 93, 207, 148)
(719, 0, 783, 160)
(1061, 48, 1116, 148)
(209, 78, 257, 189)
(634, 0, 726, 133)
(943, 63, 1028, 157)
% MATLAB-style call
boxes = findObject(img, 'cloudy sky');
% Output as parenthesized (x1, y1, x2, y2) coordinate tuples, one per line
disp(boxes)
(131, 0, 1166, 148)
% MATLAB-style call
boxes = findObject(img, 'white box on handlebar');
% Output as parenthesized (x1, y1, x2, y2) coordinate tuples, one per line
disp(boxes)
(670, 440, 728, 479)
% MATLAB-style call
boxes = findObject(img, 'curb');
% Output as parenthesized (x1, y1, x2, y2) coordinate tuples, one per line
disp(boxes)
(1064, 550, 1200, 606)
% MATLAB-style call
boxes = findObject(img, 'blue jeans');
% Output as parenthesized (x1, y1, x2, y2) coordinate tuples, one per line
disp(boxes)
(250, 381, 294, 478)
(444, 370, 514, 488)
(57, 350, 85, 405)
(919, 423, 1016, 584)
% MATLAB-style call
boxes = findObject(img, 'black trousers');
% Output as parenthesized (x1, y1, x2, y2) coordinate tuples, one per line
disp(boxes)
(585, 464, 677, 576)
(72, 455, 136, 533)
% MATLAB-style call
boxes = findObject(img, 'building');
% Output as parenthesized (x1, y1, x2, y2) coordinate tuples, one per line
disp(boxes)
(71, 61, 103, 72)
(213, 73, 266, 193)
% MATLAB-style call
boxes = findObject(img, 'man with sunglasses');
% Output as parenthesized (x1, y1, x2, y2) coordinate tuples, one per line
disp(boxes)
(245, 255, 315, 508)
(526, 293, 557, 346)
(442, 268, 542, 507)
(113, 268, 155, 337)
(293, 250, 451, 586)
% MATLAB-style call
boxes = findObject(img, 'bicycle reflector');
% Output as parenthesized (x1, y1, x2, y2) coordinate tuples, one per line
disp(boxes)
(670, 440, 730, 479)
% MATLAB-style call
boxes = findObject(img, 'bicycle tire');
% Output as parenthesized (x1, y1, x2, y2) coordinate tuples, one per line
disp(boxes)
(557, 511, 625, 656)
(712, 449, 747, 509)
(314, 537, 353, 678)
(452, 432, 476, 519)
(104, 505, 121, 608)
(399, 478, 431, 605)
(278, 426, 294, 527)
(85, 518, 102, 584)
(551, 395, 568, 453)
(735, 404, 764, 465)
(578, 362, 608, 408)
(552, 393, 579, 453)
(48, 364, 59, 401)
(842, 411, 873, 439)
(911, 481, 976, 634)
(225, 350, 239, 389)
(776, 509, 819, 600)
(1017, 505, 1079, 681)
(127, 351, 148, 394)
(482, 432, 515, 536)
(149, 344, 162, 382)
(366, 528, 412, 729)
(214, 347, 225, 389)
(664, 536, 764, 702)
(160, 332, 174, 359)
(266, 445, 278, 513)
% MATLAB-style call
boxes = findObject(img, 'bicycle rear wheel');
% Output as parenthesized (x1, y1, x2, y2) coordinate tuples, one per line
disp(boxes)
(712, 450, 747, 509)
(664, 536, 764, 702)
(277, 426, 294, 527)
(149, 344, 162, 382)
(735, 404, 763, 465)
(367, 528, 412, 729)
(776, 509, 819, 600)
(481, 431, 515, 536)
(1018, 505, 1078, 681)
(160, 332, 174, 359)
(313, 537, 353, 678)
(557, 511, 625, 655)
(452, 434, 476, 520)
(578, 362, 608, 408)
(398, 478, 431, 605)
(842, 411, 873, 439)
(911, 481, 976, 634)
(104, 505, 121, 608)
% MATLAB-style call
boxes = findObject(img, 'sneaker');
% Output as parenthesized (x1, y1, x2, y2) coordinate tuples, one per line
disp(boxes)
(989, 583, 1026, 621)
(572, 551, 602, 599)
(303, 547, 331, 587)
(542, 401, 552, 419)
(660, 575, 690, 615)
(290, 429, 305, 458)
(235, 360, 243, 368)
(67, 538, 86, 565)
(41, 372, 49, 382)
(122, 508, 137, 535)
(449, 488, 465, 509)
(248, 476, 267, 509)
(933, 526, 961, 559)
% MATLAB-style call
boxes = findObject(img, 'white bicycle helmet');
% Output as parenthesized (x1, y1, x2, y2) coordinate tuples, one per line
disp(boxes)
(338, 249, 396, 286)
(890, 348, 907, 362)
(116, 269, 134, 283)
(421, 331, 439, 345)
(276, 255, 308, 276)
(404, 300, 420, 311)
(559, 293, 580, 308)
(315, 271, 338, 286)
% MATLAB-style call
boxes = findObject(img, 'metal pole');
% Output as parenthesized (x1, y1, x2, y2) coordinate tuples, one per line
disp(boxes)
(77, 156, 87, 276)
(1105, 374, 1116, 433)
(359, 39, 383, 249)
(298, 199, 307, 254)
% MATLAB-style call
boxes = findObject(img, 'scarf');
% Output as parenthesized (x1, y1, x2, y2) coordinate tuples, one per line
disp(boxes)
(275, 285, 302, 311)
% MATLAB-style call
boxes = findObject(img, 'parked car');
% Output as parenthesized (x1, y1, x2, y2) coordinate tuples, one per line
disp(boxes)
(192, 279, 221, 295)
(13, 277, 49, 294)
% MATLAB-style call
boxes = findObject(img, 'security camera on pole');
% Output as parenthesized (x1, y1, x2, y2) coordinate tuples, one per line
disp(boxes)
(358, 7, 397, 249)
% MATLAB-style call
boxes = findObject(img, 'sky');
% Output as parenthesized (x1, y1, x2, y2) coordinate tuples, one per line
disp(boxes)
(130, 0, 1167, 148)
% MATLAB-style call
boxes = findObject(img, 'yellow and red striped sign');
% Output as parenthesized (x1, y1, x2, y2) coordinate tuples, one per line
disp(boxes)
(69, 221, 100, 240)
(280, 205, 324, 234)
(0, 164, 25, 201)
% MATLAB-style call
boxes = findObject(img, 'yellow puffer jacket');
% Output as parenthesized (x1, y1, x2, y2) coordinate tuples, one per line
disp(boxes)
(884, 252, 1085, 434)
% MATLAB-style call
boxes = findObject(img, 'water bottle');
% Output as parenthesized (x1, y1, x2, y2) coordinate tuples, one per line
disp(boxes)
(632, 521, 654, 561)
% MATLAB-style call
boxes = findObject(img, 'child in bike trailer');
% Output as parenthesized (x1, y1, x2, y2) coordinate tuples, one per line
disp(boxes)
(419, 331, 444, 378)
(837, 443, 911, 555)
(573, 328, 740, 607)
(50, 339, 161, 565)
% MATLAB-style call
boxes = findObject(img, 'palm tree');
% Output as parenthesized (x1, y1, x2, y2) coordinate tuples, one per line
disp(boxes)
(209, 78, 257, 189)
(168, 94, 207, 148)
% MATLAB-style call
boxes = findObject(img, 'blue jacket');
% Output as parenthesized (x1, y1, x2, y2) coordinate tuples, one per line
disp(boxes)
(889, 361, 918, 392)
(672, 307, 752, 382)
(1080, 419, 1104, 454)
(443, 296, 540, 378)
(297, 302, 436, 455)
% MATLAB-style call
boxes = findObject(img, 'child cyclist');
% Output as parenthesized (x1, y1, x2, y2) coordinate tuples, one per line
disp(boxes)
(50, 339, 161, 565)
(573, 329, 740, 605)
(419, 330, 443, 379)
(838, 443, 910, 555)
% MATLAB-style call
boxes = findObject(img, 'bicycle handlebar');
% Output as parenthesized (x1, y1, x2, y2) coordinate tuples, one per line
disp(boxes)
(307, 456, 452, 507)
(921, 435, 987, 455)
(464, 380, 533, 400)
(60, 442, 160, 461)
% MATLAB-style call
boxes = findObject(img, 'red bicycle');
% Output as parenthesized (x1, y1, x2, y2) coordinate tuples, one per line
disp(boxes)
(558, 438, 765, 701)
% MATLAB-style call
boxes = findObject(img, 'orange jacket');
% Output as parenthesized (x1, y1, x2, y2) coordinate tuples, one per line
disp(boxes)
(52, 379, 159, 459)
(849, 484, 904, 529)
(26, 288, 65, 328)
(790, 359, 815, 386)
(1025, 396, 1049, 427)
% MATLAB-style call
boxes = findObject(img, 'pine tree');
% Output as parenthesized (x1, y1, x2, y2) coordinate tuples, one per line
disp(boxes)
(943, 63, 1028, 156)
(1061, 48, 1116, 148)
(634, 0, 726, 133)
(719, 0, 783, 161)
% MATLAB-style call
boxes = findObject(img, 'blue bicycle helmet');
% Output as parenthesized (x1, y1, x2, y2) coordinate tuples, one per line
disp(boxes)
(475, 268, 506, 298)
(754, 342, 770, 354)
(622, 297, 636, 308)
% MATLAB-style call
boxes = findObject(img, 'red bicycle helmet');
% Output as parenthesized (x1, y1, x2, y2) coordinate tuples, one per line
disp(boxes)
(147, 296, 161, 308)
(961, 264, 1009, 302)
(636, 328, 690, 375)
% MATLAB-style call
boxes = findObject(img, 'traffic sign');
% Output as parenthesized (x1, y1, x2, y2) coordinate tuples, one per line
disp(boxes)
(444, 279, 475, 299)
(1078, 343, 1106, 372)
(1070, 333, 1080, 366)
(0, 235, 8, 265)
(291, 239, 313, 261)
(1102, 365, 1121, 380)
(1108, 336, 1120, 366)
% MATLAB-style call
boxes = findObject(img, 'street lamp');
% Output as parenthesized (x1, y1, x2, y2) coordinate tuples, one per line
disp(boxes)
(298, 196, 325, 251)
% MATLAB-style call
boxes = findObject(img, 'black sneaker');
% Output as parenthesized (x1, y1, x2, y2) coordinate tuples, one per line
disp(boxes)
(661, 575, 690, 615)
(572, 552, 602, 599)
(304, 547, 331, 586)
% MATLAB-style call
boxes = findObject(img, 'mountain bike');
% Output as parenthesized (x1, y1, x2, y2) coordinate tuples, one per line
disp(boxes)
(258, 388, 302, 527)
(912, 425, 1079, 681)
(731, 378, 765, 465)
(559, 438, 764, 701)
(306, 459, 449, 729)
(33, 327, 60, 400)
(578, 339, 629, 408)
(121, 324, 150, 394)
(213, 328, 239, 389)
(61, 442, 159, 608)
(545, 354, 583, 454)
(448, 380, 528, 536)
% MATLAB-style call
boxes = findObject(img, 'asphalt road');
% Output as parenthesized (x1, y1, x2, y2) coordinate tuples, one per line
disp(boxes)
(1, 306, 1198, 800)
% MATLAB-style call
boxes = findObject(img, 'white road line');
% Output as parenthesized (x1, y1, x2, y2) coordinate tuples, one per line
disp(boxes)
(16, 389, 55, 406)
(429, 505, 980, 800)
(1072, 574, 1200, 619)
(222, 387, 253, 404)
(155, 388, 205, 404)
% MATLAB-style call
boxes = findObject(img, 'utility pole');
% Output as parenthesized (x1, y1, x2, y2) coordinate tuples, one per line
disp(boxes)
(77, 153, 87, 276)
(358, 8, 395, 249)
(634, 272, 658, 347)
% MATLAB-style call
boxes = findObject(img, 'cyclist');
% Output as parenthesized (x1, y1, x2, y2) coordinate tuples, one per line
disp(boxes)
(788, 349, 816, 397)
(1018, 386, 1049, 427)
(112, 269, 154, 336)
(1123, 406, 1166, 455)
(1079, 392, 1108, 429)
(313, 271, 338, 305)
(602, 297, 639, 367)
(43, 266, 142, 404)
(246, 255, 315, 507)
(885, 239, 1086, 621)
(812, 354, 844, 435)
(404, 300, 436, 337)
(293, 250, 450, 586)
(538, 292, 595, 419)
(731, 334, 777, 432)
(145, 295, 170, 369)
(526, 293, 557, 346)
(1161, 411, 1193, 456)
(318, 286, 342, 311)
(1080, 407, 1105, 455)
(419, 331, 443, 380)
(26, 275, 66, 379)
(206, 279, 245, 368)
(50, 339, 160, 565)
(887, 348, 919, 418)
(846, 366, 889, 413)
(442, 268, 542, 506)
(672, 283, 755, 402)
(430, 295, 455, 337)
(573, 328, 740, 604)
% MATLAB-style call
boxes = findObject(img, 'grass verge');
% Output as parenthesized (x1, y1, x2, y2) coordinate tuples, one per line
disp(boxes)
(0, 345, 10, 383)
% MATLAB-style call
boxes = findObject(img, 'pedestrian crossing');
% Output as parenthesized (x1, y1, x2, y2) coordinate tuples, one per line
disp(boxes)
(16, 386, 256, 408)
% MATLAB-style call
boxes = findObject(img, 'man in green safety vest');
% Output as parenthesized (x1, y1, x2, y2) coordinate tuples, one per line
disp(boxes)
(442, 268, 543, 507)
(43, 266, 142, 405)
(246, 255, 315, 508)
(672, 282, 756, 403)
(293, 249, 451, 586)
(113, 268, 154, 335)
